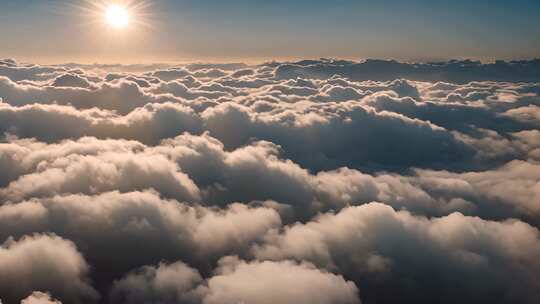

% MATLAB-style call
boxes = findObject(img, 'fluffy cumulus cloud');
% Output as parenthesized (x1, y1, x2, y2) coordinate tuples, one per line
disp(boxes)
(0, 58, 539, 304)
(110, 258, 360, 304)
(253, 203, 540, 303)
(109, 261, 204, 304)
(0, 191, 282, 289)
(20, 292, 63, 304)
(0, 234, 99, 304)
(201, 258, 360, 304)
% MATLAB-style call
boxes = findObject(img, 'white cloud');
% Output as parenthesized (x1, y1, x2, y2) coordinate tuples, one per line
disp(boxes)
(253, 202, 540, 303)
(0, 58, 539, 304)
(111, 258, 360, 304)
(20, 292, 62, 304)
(0, 234, 98, 303)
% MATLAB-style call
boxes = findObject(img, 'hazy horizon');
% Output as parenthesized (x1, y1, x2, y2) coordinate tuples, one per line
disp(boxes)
(6, 56, 540, 70)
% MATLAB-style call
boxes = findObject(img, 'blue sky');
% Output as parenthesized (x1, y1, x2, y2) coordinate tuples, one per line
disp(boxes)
(0, 0, 539, 63)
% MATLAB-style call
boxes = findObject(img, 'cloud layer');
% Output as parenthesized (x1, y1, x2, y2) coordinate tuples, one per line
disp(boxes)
(0, 58, 539, 304)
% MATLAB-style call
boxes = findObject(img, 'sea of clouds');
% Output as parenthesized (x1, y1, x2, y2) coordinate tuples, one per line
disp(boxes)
(0, 58, 539, 304)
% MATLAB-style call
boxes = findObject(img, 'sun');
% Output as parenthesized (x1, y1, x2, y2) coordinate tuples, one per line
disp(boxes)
(105, 4, 130, 29)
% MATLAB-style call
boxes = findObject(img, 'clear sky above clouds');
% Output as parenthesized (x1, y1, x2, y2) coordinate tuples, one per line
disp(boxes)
(1, 0, 539, 63)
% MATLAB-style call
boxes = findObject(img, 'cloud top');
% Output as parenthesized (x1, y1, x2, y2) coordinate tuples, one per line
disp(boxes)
(0, 58, 538, 304)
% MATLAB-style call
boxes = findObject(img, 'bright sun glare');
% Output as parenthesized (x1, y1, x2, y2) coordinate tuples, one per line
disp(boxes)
(105, 4, 130, 29)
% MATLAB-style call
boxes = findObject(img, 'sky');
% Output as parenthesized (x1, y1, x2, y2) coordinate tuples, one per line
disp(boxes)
(0, 0, 539, 63)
